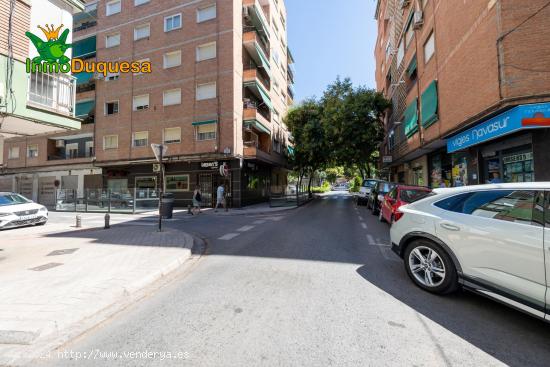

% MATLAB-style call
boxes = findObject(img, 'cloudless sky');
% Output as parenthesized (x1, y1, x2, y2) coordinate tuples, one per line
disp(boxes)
(285, 0, 378, 103)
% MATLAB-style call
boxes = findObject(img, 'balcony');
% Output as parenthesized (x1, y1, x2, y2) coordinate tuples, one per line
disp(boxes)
(287, 66, 295, 85)
(27, 71, 76, 117)
(244, 68, 270, 92)
(47, 133, 94, 161)
(73, 8, 97, 32)
(243, 29, 271, 74)
(243, 0, 270, 39)
(244, 103, 271, 129)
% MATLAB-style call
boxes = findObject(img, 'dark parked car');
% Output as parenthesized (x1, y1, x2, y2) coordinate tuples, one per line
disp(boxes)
(368, 181, 395, 215)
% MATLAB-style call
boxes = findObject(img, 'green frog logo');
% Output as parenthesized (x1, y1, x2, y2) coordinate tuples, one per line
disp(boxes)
(25, 24, 71, 66)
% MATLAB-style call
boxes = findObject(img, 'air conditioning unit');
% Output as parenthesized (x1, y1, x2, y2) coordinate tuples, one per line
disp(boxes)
(413, 11, 424, 29)
(55, 140, 65, 148)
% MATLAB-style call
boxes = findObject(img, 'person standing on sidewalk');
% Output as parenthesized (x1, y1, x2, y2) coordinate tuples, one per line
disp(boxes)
(192, 186, 202, 215)
(215, 183, 227, 212)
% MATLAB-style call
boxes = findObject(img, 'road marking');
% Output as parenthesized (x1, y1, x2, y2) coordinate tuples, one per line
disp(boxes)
(361, 223, 367, 229)
(218, 233, 239, 240)
(253, 220, 266, 225)
(268, 216, 283, 221)
(237, 225, 255, 232)
(366, 234, 375, 244)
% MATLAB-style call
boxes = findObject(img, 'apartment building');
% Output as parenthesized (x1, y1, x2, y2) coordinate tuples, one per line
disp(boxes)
(374, 0, 550, 188)
(0, 0, 84, 199)
(2, 0, 295, 208)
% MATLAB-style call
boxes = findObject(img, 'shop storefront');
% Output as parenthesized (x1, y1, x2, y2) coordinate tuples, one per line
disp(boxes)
(446, 102, 550, 184)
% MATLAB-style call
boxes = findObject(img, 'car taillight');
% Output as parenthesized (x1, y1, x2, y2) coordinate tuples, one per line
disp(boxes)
(394, 209, 404, 222)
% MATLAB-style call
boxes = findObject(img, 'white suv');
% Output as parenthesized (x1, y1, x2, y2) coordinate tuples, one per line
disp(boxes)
(390, 183, 550, 321)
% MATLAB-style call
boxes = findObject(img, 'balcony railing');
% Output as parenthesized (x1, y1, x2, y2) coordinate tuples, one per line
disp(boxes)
(243, 67, 270, 91)
(27, 71, 76, 117)
(48, 152, 93, 161)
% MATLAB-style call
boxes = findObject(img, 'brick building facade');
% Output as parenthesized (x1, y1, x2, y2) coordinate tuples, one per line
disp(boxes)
(374, 0, 550, 188)
(1, 0, 295, 208)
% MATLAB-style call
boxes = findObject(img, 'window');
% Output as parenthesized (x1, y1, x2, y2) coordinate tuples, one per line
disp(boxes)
(405, 17, 414, 47)
(133, 94, 149, 111)
(85, 141, 94, 157)
(424, 31, 435, 63)
(196, 123, 216, 141)
(135, 0, 149, 6)
(106, 0, 121, 16)
(105, 101, 119, 115)
(397, 39, 405, 65)
(8, 146, 19, 159)
(196, 42, 216, 61)
(197, 4, 216, 22)
(163, 89, 181, 106)
(134, 24, 150, 40)
(273, 109, 280, 124)
(65, 143, 78, 158)
(165, 175, 190, 192)
(134, 58, 149, 75)
(163, 51, 181, 68)
(164, 14, 182, 32)
(434, 190, 540, 225)
(106, 72, 120, 81)
(133, 131, 149, 147)
(196, 82, 216, 100)
(273, 50, 280, 66)
(106, 33, 120, 48)
(103, 135, 118, 149)
(163, 127, 181, 144)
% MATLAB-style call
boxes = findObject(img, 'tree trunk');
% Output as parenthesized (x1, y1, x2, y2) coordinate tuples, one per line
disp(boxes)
(307, 167, 316, 198)
(366, 163, 371, 179)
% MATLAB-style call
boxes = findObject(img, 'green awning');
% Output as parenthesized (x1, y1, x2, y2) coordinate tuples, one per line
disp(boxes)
(75, 100, 95, 118)
(192, 119, 217, 126)
(404, 98, 418, 138)
(421, 80, 439, 127)
(248, 3, 270, 38)
(73, 36, 96, 58)
(406, 55, 417, 77)
(75, 71, 93, 85)
(257, 82, 273, 110)
(255, 43, 271, 73)
(244, 119, 270, 134)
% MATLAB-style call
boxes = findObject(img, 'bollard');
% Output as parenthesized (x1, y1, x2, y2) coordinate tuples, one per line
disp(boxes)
(104, 213, 110, 229)
(75, 215, 82, 228)
(188, 204, 192, 215)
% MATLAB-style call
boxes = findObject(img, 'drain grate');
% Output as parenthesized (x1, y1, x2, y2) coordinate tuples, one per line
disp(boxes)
(47, 248, 79, 256)
(29, 263, 63, 271)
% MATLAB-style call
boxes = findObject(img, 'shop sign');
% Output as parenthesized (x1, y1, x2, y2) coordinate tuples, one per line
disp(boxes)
(503, 152, 533, 164)
(382, 156, 393, 163)
(201, 161, 219, 169)
(447, 102, 550, 153)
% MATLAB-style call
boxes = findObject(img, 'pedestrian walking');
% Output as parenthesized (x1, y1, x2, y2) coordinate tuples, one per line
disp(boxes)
(192, 185, 202, 215)
(215, 183, 227, 212)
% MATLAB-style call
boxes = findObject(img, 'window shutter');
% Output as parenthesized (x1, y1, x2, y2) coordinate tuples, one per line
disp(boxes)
(133, 95, 149, 110)
(163, 89, 181, 106)
(197, 43, 216, 61)
(163, 51, 181, 68)
(197, 5, 216, 22)
(196, 83, 216, 100)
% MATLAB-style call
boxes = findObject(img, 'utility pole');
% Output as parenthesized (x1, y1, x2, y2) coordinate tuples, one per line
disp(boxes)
(151, 143, 168, 232)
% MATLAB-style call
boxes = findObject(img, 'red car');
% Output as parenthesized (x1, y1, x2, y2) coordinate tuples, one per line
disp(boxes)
(379, 185, 432, 224)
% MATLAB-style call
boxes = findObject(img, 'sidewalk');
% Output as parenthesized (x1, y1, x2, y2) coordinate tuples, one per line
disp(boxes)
(0, 223, 196, 366)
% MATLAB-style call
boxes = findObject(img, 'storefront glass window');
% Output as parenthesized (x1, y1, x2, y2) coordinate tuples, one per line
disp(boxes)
(503, 152, 534, 183)
(165, 175, 190, 192)
(452, 154, 468, 187)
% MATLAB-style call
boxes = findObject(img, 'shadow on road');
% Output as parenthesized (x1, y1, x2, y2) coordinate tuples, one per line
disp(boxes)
(356, 263, 550, 367)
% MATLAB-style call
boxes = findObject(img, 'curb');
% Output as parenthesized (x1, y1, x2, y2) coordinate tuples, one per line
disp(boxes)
(0, 230, 198, 367)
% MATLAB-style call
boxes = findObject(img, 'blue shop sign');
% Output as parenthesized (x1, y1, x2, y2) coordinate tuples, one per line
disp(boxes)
(447, 102, 550, 153)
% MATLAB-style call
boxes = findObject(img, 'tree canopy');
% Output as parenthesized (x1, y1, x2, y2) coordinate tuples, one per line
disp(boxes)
(284, 78, 390, 194)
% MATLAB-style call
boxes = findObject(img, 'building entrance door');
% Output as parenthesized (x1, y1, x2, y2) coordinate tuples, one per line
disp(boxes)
(199, 174, 213, 207)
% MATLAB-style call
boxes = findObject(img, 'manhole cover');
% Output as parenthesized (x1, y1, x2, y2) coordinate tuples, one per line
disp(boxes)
(29, 263, 63, 271)
(47, 248, 79, 256)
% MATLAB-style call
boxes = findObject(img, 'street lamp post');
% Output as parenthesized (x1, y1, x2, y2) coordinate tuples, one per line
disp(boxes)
(151, 143, 168, 232)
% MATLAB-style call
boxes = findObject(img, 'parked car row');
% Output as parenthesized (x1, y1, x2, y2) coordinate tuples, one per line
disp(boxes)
(0, 192, 48, 229)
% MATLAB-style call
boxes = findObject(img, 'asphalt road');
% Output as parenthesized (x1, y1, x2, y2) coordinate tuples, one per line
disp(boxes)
(37, 192, 550, 367)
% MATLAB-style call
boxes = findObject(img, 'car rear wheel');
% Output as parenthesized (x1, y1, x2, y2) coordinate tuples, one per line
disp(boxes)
(404, 239, 458, 294)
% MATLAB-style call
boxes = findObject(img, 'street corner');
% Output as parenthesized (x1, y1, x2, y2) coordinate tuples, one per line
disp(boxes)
(0, 222, 196, 366)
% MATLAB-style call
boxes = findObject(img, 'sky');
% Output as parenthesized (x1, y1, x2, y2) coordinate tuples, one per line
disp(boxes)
(285, 0, 379, 103)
